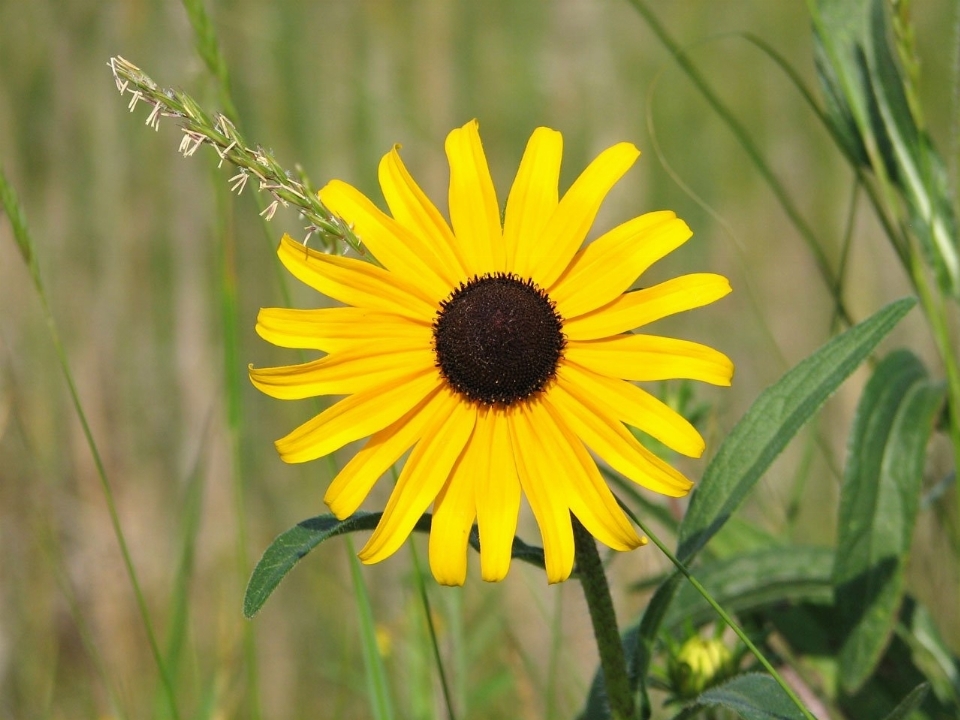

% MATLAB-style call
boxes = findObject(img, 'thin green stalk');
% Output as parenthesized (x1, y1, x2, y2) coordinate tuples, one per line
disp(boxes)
(908, 255, 960, 533)
(347, 535, 397, 720)
(212, 153, 263, 720)
(0, 168, 182, 720)
(572, 517, 633, 720)
(3, 371, 130, 720)
(626, 0, 852, 327)
(328, 454, 396, 720)
(409, 542, 458, 720)
(624, 509, 817, 720)
(545, 587, 564, 719)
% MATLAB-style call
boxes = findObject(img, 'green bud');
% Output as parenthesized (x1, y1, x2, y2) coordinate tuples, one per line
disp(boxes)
(669, 635, 735, 698)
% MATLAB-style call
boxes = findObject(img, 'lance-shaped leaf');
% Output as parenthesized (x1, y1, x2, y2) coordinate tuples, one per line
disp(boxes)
(677, 297, 915, 563)
(671, 673, 807, 720)
(835, 350, 945, 692)
(244, 512, 546, 618)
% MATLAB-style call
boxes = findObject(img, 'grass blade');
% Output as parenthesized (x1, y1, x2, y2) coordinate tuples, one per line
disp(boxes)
(1, 163, 182, 720)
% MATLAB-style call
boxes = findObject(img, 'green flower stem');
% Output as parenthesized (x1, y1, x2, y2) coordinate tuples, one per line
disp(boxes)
(573, 517, 634, 720)
(628, 512, 817, 720)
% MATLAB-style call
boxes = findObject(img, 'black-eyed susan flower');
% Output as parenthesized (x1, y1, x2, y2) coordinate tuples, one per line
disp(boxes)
(250, 120, 733, 585)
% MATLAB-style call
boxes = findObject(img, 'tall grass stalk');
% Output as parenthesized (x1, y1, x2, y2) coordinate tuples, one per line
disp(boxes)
(0, 167, 182, 719)
(410, 542, 459, 720)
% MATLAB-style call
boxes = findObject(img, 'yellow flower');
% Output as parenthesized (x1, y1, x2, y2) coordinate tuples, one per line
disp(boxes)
(250, 120, 733, 585)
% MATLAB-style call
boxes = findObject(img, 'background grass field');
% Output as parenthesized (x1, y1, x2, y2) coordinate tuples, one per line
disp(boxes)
(1, 1, 957, 718)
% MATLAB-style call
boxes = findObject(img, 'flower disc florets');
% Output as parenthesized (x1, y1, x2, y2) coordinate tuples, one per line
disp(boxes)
(433, 273, 566, 406)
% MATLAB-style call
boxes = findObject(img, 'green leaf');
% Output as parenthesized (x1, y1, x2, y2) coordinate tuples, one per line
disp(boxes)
(244, 512, 546, 618)
(835, 350, 946, 692)
(881, 683, 930, 720)
(677, 297, 916, 563)
(898, 597, 960, 707)
(676, 673, 807, 720)
(245, 512, 390, 618)
(664, 546, 834, 632)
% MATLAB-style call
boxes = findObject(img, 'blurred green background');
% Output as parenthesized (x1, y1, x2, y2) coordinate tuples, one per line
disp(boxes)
(0, 1, 956, 718)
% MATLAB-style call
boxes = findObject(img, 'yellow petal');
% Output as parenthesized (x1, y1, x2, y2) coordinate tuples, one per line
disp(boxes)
(277, 234, 436, 323)
(474, 408, 521, 582)
(551, 212, 691, 319)
(378, 146, 469, 283)
(549, 376, 694, 497)
(275, 369, 441, 464)
(508, 403, 575, 583)
(505, 127, 562, 275)
(565, 274, 732, 341)
(256, 306, 430, 353)
(359, 395, 477, 564)
(319, 179, 455, 301)
(249, 341, 434, 400)
(429, 426, 481, 586)
(535, 398, 644, 551)
(325, 386, 446, 518)
(559, 362, 704, 458)
(445, 120, 504, 274)
(527, 142, 640, 289)
(565, 335, 734, 386)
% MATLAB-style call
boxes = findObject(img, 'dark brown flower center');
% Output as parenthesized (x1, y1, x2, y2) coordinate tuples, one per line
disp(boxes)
(433, 273, 565, 406)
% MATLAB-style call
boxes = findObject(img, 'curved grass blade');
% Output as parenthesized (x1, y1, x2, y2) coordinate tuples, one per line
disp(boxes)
(625, 0, 852, 325)
(677, 297, 916, 563)
(244, 512, 546, 618)
(835, 350, 946, 692)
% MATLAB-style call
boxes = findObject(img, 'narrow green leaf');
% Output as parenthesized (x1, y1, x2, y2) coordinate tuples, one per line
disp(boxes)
(679, 673, 807, 720)
(677, 297, 916, 563)
(244, 512, 546, 618)
(898, 597, 960, 707)
(663, 547, 834, 632)
(881, 683, 930, 720)
(244, 512, 419, 618)
(836, 350, 946, 692)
